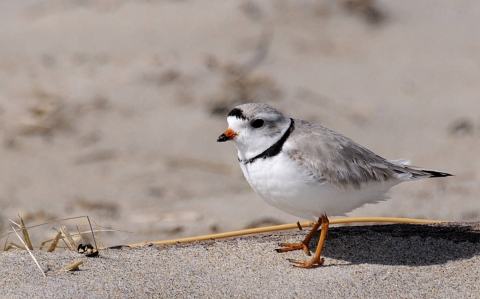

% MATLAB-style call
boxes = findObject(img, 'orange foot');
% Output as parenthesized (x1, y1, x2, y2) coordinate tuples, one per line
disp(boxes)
(289, 256, 324, 268)
(276, 214, 330, 269)
(276, 242, 310, 256)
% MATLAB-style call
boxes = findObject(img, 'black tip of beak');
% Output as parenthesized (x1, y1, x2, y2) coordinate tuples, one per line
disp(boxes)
(217, 133, 228, 142)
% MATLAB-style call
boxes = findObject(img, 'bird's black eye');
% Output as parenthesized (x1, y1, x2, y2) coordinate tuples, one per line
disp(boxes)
(250, 119, 264, 128)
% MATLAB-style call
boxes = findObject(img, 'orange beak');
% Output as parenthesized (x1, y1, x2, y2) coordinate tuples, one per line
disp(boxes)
(217, 128, 237, 142)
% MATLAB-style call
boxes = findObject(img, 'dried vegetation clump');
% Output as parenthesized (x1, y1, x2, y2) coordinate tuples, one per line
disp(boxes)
(0, 215, 112, 275)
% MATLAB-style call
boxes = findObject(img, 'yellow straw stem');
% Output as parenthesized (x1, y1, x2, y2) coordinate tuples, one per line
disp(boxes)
(128, 217, 444, 248)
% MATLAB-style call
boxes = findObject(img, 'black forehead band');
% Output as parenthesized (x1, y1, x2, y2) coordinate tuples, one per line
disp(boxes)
(227, 108, 246, 120)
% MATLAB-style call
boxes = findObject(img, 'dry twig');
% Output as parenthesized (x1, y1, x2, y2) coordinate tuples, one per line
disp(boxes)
(12, 226, 46, 277)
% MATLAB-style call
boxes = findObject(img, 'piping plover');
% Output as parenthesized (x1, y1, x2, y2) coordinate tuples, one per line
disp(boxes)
(217, 103, 452, 268)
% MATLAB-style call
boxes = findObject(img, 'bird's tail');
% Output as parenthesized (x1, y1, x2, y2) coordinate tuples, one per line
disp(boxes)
(388, 158, 453, 181)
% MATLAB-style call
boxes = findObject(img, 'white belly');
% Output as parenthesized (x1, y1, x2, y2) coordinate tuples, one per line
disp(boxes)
(239, 153, 398, 221)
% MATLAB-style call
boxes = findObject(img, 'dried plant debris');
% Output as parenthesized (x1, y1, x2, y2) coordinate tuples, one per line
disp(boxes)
(1, 215, 102, 257)
(4, 242, 25, 251)
(45, 231, 62, 252)
(19, 217, 34, 250)
(61, 225, 78, 251)
(11, 225, 46, 277)
(58, 260, 84, 273)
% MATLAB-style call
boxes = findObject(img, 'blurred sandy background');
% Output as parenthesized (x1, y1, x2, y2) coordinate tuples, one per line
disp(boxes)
(0, 0, 478, 245)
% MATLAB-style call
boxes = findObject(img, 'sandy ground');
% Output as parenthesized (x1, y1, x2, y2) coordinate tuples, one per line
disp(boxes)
(0, 0, 479, 266)
(0, 222, 479, 298)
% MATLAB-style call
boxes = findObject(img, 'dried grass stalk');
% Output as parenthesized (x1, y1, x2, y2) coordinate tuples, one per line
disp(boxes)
(20, 217, 34, 250)
(60, 226, 76, 250)
(12, 227, 46, 277)
(62, 260, 83, 272)
(47, 231, 62, 252)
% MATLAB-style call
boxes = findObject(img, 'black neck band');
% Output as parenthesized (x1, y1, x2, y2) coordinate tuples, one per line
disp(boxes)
(240, 118, 295, 164)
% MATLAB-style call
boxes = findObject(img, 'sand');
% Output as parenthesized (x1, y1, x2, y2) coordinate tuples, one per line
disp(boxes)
(0, 0, 479, 297)
(1, 222, 479, 298)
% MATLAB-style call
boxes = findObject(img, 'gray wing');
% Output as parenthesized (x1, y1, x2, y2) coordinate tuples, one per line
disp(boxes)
(284, 119, 447, 190)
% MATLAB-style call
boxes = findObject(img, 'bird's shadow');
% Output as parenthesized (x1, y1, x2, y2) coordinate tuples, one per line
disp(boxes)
(299, 223, 480, 266)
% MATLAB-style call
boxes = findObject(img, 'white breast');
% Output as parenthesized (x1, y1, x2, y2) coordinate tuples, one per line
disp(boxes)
(239, 152, 398, 221)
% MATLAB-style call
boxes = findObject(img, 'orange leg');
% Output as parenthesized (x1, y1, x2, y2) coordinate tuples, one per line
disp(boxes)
(290, 214, 329, 268)
(276, 216, 323, 256)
